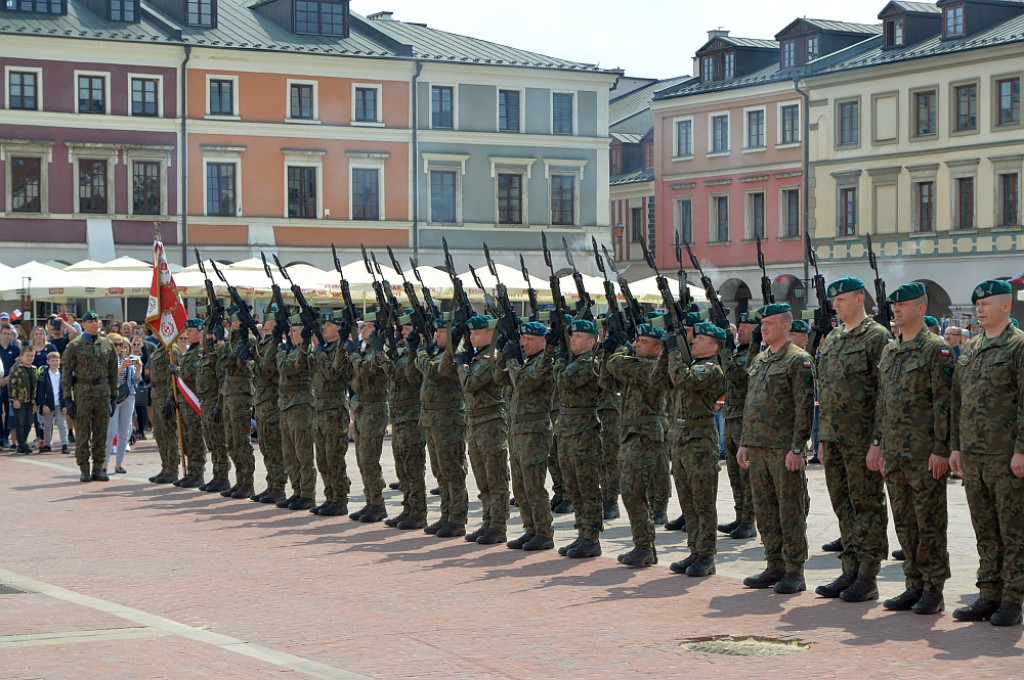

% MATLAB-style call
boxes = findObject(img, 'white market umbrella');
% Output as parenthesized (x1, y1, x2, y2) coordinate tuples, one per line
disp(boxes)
(0, 261, 77, 301)
(629, 275, 707, 306)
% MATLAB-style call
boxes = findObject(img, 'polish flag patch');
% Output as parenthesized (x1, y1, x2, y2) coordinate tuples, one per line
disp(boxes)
(940, 349, 951, 356)
(803, 361, 812, 368)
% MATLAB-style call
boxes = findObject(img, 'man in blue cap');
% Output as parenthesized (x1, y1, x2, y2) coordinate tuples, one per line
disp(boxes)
(814, 276, 892, 603)
(950, 279, 1024, 626)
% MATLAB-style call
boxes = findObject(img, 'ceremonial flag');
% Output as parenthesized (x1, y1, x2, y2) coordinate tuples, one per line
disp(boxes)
(174, 375, 202, 417)
(145, 236, 188, 348)
(1010, 271, 1024, 285)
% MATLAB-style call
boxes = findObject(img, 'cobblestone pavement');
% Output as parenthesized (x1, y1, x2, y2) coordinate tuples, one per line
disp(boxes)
(1, 435, 1021, 679)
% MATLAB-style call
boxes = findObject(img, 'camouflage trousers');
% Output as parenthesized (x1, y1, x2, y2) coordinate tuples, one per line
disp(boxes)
(255, 400, 287, 493)
(823, 441, 888, 577)
(620, 433, 659, 549)
(963, 452, 1024, 604)
(675, 434, 720, 557)
(748, 446, 808, 575)
(176, 399, 206, 478)
(511, 429, 553, 538)
(558, 426, 603, 541)
(725, 417, 754, 523)
(670, 441, 690, 518)
(391, 419, 425, 519)
(199, 397, 229, 480)
(74, 396, 112, 469)
(467, 417, 510, 533)
(224, 398, 255, 486)
(651, 442, 671, 516)
(151, 392, 179, 476)
(598, 407, 621, 502)
(548, 429, 565, 503)
(281, 403, 315, 499)
(884, 458, 950, 592)
(315, 406, 350, 504)
(424, 414, 468, 525)
(354, 403, 388, 506)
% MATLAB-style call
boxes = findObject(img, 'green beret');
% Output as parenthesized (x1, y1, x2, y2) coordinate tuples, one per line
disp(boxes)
(264, 303, 279, 315)
(924, 315, 939, 328)
(397, 312, 415, 326)
(887, 281, 926, 303)
(563, 313, 574, 326)
(694, 321, 727, 341)
(321, 310, 341, 325)
(184, 318, 204, 330)
(636, 323, 665, 341)
(433, 317, 450, 330)
(597, 312, 609, 319)
(569, 319, 599, 335)
(759, 302, 791, 319)
(363, 311, 378, 323)
(790, 319, 810, 334)
(288, 313, 304, 327)
(684, 312, 701, 327)
(644, 310, 667, 319)
(971, 279, 1012, 303)
(738, 311, 756, 324)
(225, 304, 238, 315)
(400, 307, 414, 317)
(520, 320, 548, 337)
(80, 310, 99, 321)
(466, 315, 495, 331)
(826, 276, 866, 298)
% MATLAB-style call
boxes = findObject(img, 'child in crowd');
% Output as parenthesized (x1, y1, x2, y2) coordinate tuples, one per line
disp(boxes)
(36, 351, 68, 454)
(8, 345, 38, 455)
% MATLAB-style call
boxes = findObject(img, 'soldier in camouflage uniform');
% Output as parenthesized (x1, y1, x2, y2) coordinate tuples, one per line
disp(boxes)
(346, 314, 390, 523)
(148, 336, 181, 484)
(459, 315, 510, 545)
(251, 306, 289, 504)
(311, 312, 355, 517)
(663, 311, 700, 532)
(409, 317, 468, 538)
(553, 319, 603, 558)
(719, 313, 758, 538)
(595, 316, 621, 520)
(548, 313, 572, 515)
(738, 303, 815, 594)
(197, 325, 231, 493)
(61, 311, 118, 482)
(950, 279, 1024, 627)
(379, 313, 426, 528)
(173, 319, 207, 488)
(814, 276, 891, 603)
(218, 311, 256, 499)
(665, 322, 727, 577)
(275, 317, 316, 511)
(499, 321, 555, 551)
(875, 282, 953, 615)
(604, 323, 671, 567)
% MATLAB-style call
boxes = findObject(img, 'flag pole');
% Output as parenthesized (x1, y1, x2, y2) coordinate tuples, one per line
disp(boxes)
(154, 224, 187, 475)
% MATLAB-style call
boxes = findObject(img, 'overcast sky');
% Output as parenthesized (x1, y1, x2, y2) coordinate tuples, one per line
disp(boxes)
(350, 0, 884, 79)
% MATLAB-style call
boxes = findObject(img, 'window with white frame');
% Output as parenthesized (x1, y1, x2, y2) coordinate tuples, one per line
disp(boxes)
(747, 191, 765, 239)
(206, 162, 237, 216)
(839, 186, 858, 236)
(711, 195, 729, 242)
(955, 176, 975, 229)
(6, 68, 41, 111)
(782, 187, 800, 238)
(550, 174, 576, 226)
(287, 167, 317, 218)
(954, 82, 978, 131)
(944, 4, 964, 37)
(130, 76, 159, 117)
(913, 89, 937, 137)
(430, 170, 457, 223)
(745, 109, 765, 149)
(109, 0, 138, 22)
(186, 0, 215, 27)
(999, 172, 1020, 227)
(780, 104, 800, 144)
(498, 89, 522, 132)
(913, 181, 935, 232)
(837, 99, 860, 146)
(676, 198, 693, 245)
(207, 76, 237, 117)
(353, 84, 382, 124)
(76, 72, 108, 114)
(710, 113, 729, 153)
(348, 151, 387, 220)
(996, 77, 1021, 126)
(552, 92, 574, 135)
(497, 173, 524, 225)
(674, 118, 693, 157)
(431, 85, 455, 130)
(2, 140, 52, 215)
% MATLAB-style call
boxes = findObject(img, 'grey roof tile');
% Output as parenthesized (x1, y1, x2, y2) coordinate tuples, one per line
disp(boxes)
(799, 18, 882, 35)
(610, 167, 654, 185)
(610, 74, 694, 124)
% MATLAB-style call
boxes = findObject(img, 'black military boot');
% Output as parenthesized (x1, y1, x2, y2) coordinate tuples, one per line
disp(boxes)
(552, 499, 573, 514)
(730, 522, 757, 539)
(891, 549, 906, 561)
(521, 534, 554, 551)
(815, 571, 857, 598)
(430, 487, 441, 495)
(717, 519, 739, 534)
(821, 537, 843, 552)
(259, 488, 286, 504)
(602, 499, 620, 520)
(670, 553, 698, 575)
(506, 533, 534, 549)
(744, 568, 785, 589)
(179, 474, 204, 489)
(360, 505, 388, 523)
(990, 600, 1023, 627)
(154, 472, 179, 484)
(389, 481, 402, 490)
(476, 528, 507, 545)
(424, 517, 447, 535)
(231, 484, 255, 499)
(665, 514, 687, 531)
(840, 576, 879, 602)
(91, 464, 109, 482)
(347, 504, 369, 520)
(685, 555, 716, 577)
(912, 589, 944, 615)
(288, 497, 316, 511)
(652, 511, 669, 526)
(464, 525, 486, 542)
(204, 477, 231, 493)
(385, 511, 409, 528)
(618, 546, 656, 567)
(316, 501, 348, 516)
(774, 572, 806, 594)
(397, 515, 426, 530)
(884, 587, 923, 611)
(79, 465, 92, 483)
(558, 537, 583, 556)
(567, 538, 601, 558)
(435, 521, 466, 538)
(220, 482, 241, 497)
(953, 596, 1000, 622)
(278, 494, 300, 509)
(251, 488, 268, 502)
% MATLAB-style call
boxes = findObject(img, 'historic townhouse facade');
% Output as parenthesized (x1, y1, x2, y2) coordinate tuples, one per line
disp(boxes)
(0, 0, 619, 270)
(805, 0, 1024, 318)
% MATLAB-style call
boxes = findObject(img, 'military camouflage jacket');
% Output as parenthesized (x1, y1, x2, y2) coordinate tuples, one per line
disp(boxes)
(277, 342, 313, 411)
(147, 342, 181, 402)
(376, 347, 420, 425)
(950, 322, 1024, 455)
(314, 341, 352, 411)
(595, 347, 621, 413)
(875, 329, 953, 460)
(8, 362, 37, 404)
(349, 345, 389, 413)
(459, 343, 505, 428)
(253, 334, 282, 408)
(61, 333, 117, 401)
(196, 335, 223, 402)
(410, 342, 464, 425)
(720, 343, 757, 420)
(668, 351, 726, 443)
(740, 340, 815, 451)
(553, 349, 601, 437)
(605, 350, 670, 444)
(219, 329, 252, 400)
(498, 346, 554, 435)
(177, 343, 202, 404)
(816, 317, 890, 446)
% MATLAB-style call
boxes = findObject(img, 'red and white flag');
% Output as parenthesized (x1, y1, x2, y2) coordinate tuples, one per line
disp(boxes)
(145, 238, 188, 348)
(175, 375, 201, 417)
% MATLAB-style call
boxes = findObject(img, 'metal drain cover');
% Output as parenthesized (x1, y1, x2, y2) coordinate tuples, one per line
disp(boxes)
(0, 585, 28, 595)
(680, 635, 810, 656)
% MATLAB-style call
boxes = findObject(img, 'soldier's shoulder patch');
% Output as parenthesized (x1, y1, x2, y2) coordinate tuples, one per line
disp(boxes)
(943, 365, 954, 377)
(696, 365, 707, 373)
(802, 360, 812, 369)
(705, 361, 716, 367)
(940, 349, 951, 357)
(567, 363, 575, 370)
(474, 363, 484, 372)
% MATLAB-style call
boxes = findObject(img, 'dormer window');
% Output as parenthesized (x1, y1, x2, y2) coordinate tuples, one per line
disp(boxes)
(109, 0, 138, 22)
(724, 52, 734, 79)
(295, 0, 349, 37)
(782, 41, 796, 68)
(4, 0, 65, 13)
(885, 16, 904, 47)
(807, 36, 819, 60)
(186, 0, 215, 28)
(701, 56, 714, 81)
(944, 4, 965, 37)
(700, 50, 737, 82)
